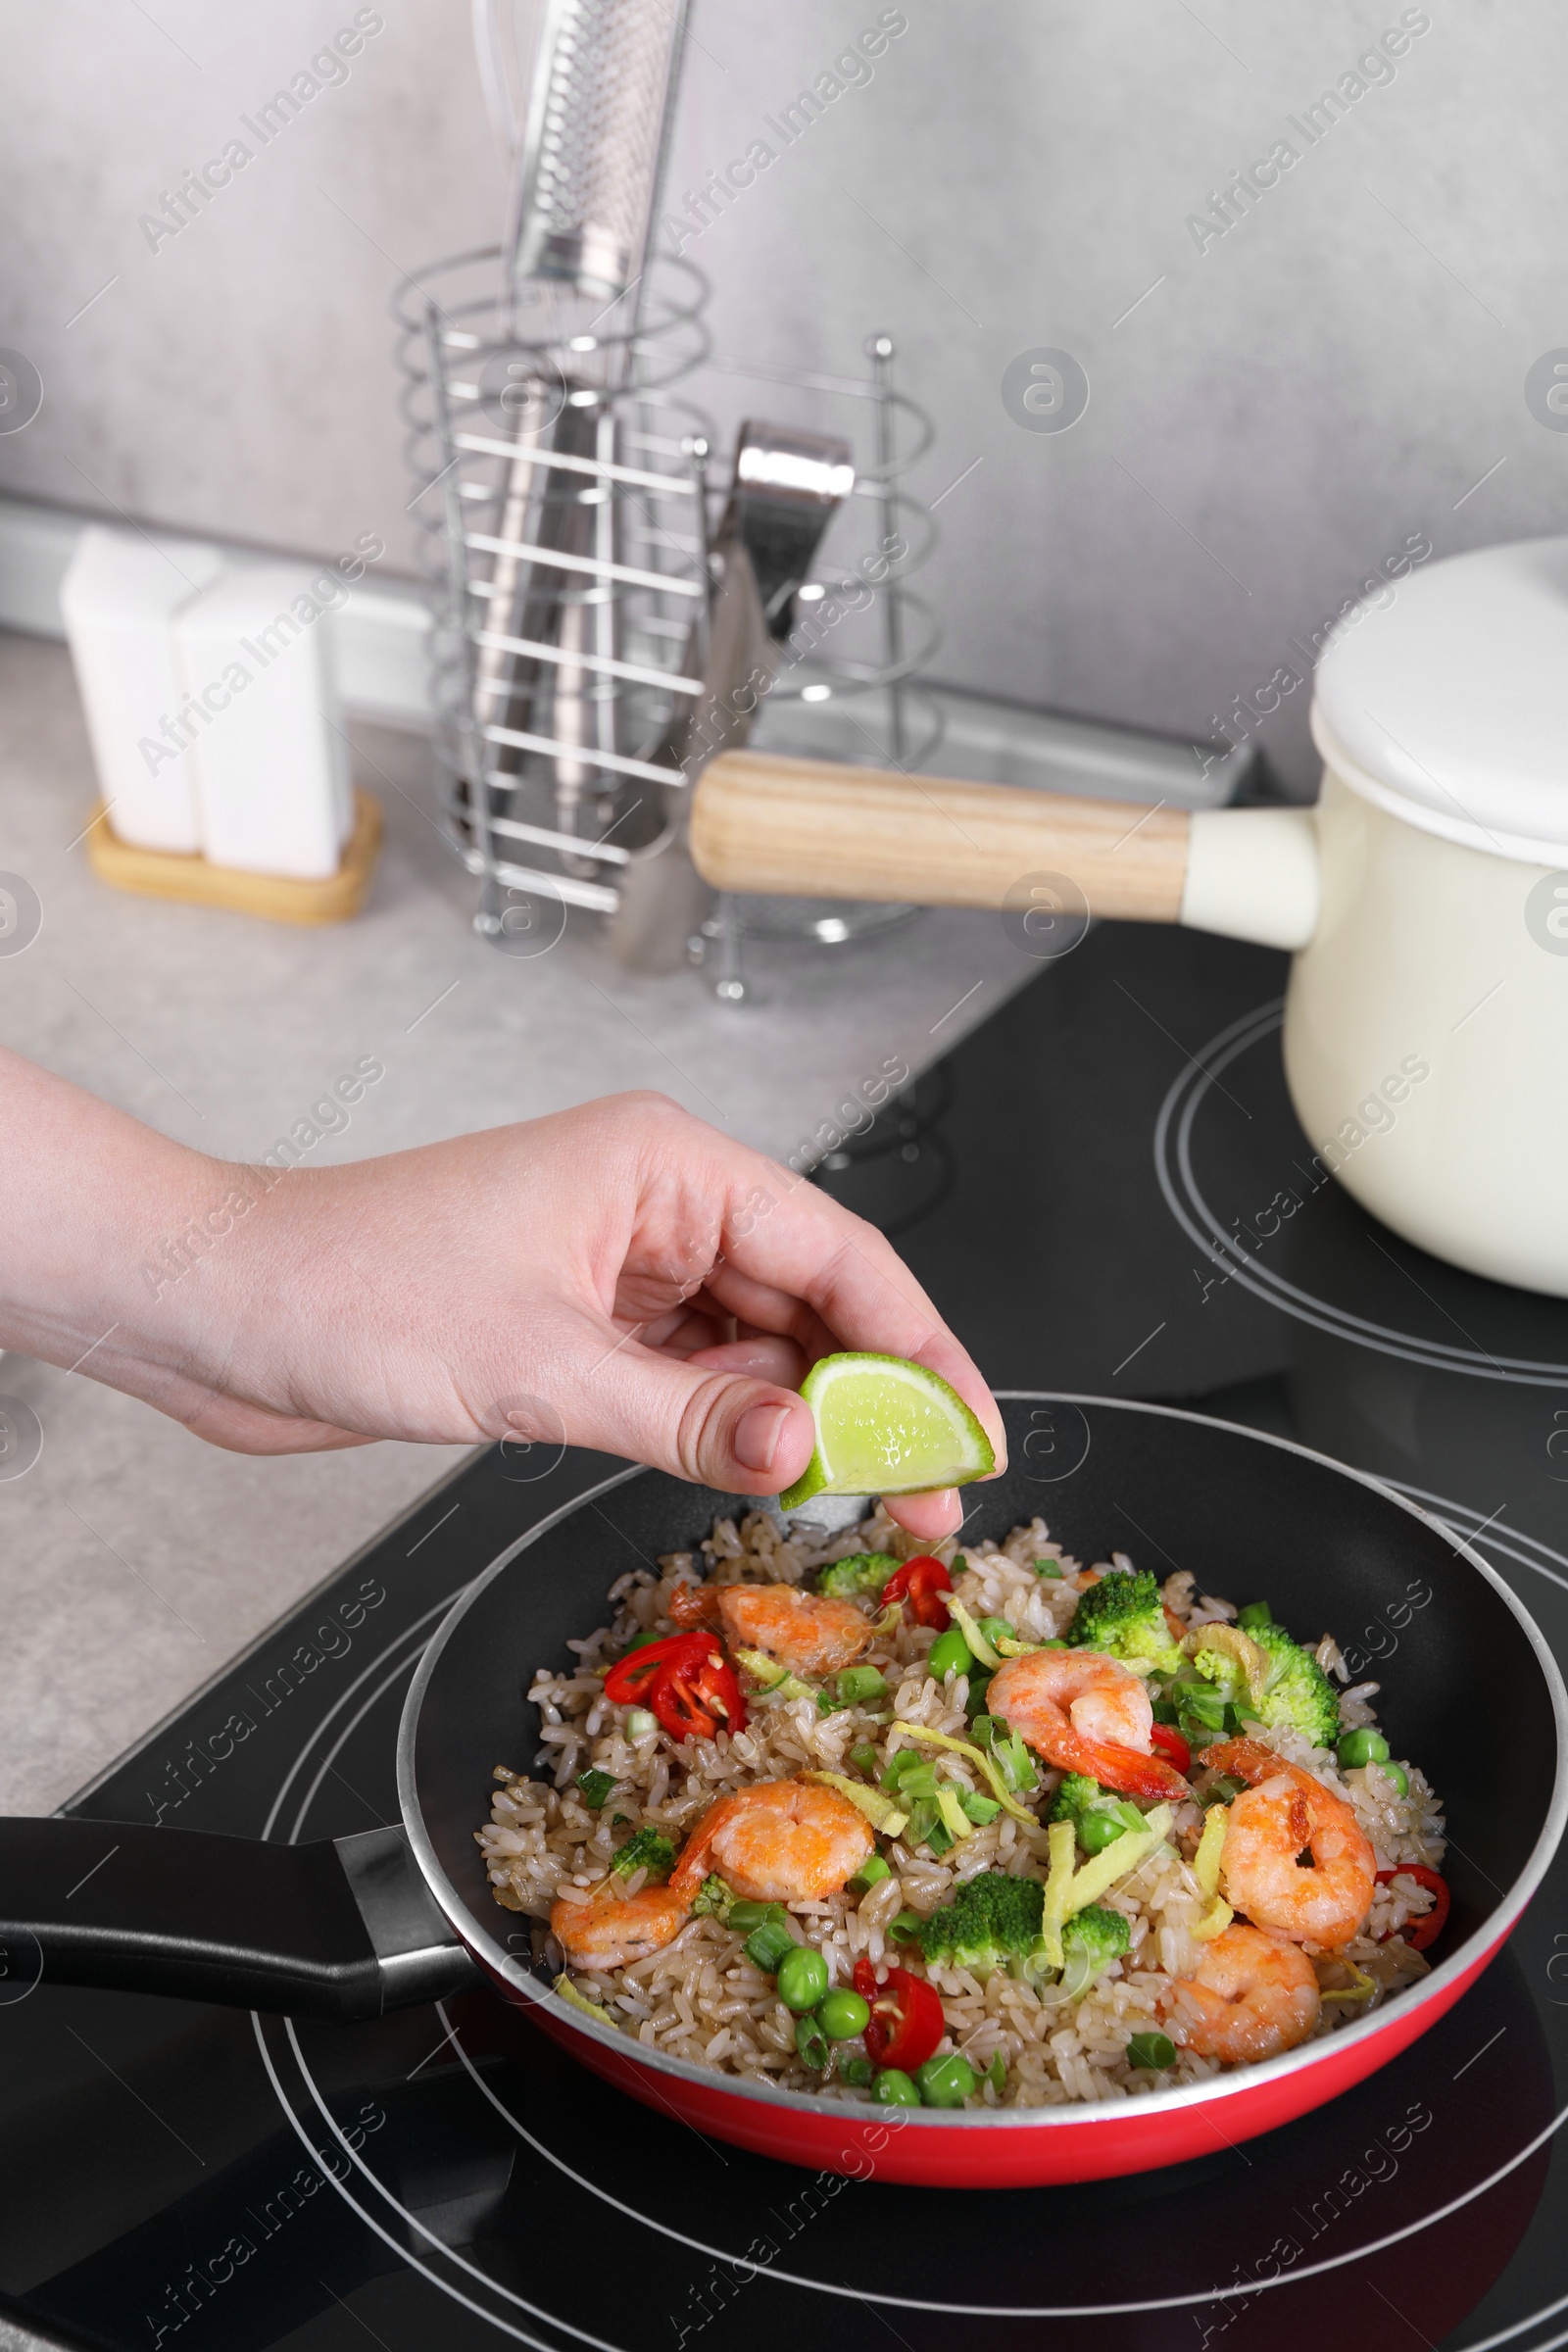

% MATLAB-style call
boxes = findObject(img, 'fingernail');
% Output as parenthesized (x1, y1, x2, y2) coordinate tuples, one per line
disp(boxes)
(734, 1401, 792, 1474)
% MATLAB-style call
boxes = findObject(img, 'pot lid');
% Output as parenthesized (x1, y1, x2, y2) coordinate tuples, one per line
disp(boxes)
(1310, 535, 1568, 865)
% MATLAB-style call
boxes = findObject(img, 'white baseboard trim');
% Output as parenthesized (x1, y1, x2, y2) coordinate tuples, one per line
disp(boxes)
(0, 495, 435, 729)
(0, 494, 1255, 807)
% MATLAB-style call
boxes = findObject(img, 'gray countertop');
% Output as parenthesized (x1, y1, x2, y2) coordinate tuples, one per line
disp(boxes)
(0, 632, 1043, 1815)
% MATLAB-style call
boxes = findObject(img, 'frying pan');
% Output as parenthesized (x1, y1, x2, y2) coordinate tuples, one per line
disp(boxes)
(4, 1396, 1563, 2190)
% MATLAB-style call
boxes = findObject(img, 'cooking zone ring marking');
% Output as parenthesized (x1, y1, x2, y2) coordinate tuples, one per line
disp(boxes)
(1154, 1000, 1568, 1386)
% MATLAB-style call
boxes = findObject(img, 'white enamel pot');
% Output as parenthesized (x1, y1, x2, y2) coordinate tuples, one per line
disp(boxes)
(690, 538, 1568, 1296)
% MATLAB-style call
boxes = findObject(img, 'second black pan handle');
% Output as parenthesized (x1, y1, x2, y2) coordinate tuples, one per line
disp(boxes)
(0, 1818, 478, 2021)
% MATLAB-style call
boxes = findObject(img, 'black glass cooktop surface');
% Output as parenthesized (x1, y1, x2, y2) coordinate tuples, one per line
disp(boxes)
(3, 921, 1566, 2352)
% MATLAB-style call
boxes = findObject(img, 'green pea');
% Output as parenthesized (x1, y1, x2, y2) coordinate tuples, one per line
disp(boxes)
(979, 1617, 1013, 1649)
(1374, 1758, 1409, 1797)
(873, 2068, 922, 2106)
(1338, 1727, 1390, 1770)
(847, 1854, 892, 1895)
(817, 1987, 871, 2039)
(1127, 2031, 1176, 2070)
(1077, 1810, 1131, 1855)
(776, 1944, 830, 2014)
(916, 2051, 976, 2108)
(927, 1628, 974, 1681)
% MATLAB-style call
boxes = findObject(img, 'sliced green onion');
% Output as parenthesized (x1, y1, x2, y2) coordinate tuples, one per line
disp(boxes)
(847, 1854, 893, 1895)
(960, 1790, 1003, 1825)
(1127, 2031, 1176, 2070)
(795, 2012, 830, 2070)
(624, 1708, 657, 1739)
(576, 1768, 615, 1808)
(888, 1910, 924, 1942)
(850, 1741, 880, 1775)
(835, 1665, 890, 1707)
(728, 1898, 786, 1935)
(985, 2050, 1006, 2092)
(839, 2054, 875, 2088)
(1237, 1602, 1272, 1631)
(1034, 1558, 1062, 1579)
(744, 1921, 797, 1973)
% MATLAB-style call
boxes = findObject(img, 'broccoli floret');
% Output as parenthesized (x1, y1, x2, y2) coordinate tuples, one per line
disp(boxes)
(611, 1828, 676, 1881)
(1067, 1568, 1181, 1674)
(1049, 1772, 1103, 1824)
(689, 1874, 734, 1920)
(816, 1551, 900, 1599)
(917, 1870, 1045, 1973)
(1251, 1622, 1341, 1744)
(1061, 1904, 1131, 1973)
(1191, 1620, 1340, 1746)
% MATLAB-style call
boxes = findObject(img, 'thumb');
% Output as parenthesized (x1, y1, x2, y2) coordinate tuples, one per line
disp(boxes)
(566, 1335, 815, 1495)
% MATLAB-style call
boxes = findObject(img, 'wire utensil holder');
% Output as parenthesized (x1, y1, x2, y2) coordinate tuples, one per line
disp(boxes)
(398, 257, 943, 973)
(395, 247, 713, 941)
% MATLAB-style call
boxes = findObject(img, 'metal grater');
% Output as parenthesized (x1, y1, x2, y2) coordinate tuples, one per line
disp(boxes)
(504, 0, 689, 304)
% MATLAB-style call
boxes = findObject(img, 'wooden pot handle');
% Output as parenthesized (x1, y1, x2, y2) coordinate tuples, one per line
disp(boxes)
(689, 749, 1191, 920)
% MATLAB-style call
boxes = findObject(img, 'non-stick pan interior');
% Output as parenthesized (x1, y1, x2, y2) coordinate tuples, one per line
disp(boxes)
(407, 1396, 1557, 1978)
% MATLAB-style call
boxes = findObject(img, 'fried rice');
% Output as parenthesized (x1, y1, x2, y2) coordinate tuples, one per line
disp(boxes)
(477, 1507, 1446, 2107)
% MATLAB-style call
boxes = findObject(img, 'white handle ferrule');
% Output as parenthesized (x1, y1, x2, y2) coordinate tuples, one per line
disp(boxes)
(1180, 808, 1320, 952)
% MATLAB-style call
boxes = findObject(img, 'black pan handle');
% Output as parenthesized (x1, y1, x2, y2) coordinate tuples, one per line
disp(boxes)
(0, 1818, 479, 2021)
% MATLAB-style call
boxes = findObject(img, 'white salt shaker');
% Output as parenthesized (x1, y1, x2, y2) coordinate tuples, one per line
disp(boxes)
(173, 563, 355, 879)
(60, 525, 230, 853)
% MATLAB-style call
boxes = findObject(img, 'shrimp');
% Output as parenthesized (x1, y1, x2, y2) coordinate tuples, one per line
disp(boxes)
(987, 1648, 1190, 1802)
(550, 1880, 690, 1973)
(671, 1779, 873, 1904)
(1163, 1923, 1321, 2065)
(1201, 1738, 1375, 1949)
(672, 1582, 873, 1676)
(552, 1779, 872, 1970)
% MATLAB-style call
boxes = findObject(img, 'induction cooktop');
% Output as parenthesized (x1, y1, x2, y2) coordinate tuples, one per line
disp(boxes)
(3, 920, 1566, 2352)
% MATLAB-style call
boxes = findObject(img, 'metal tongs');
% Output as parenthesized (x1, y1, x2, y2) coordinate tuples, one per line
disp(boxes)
(610, 419, 855, 970)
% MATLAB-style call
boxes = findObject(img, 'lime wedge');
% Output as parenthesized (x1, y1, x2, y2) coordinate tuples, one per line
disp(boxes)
(779, 1353, 995, 1512)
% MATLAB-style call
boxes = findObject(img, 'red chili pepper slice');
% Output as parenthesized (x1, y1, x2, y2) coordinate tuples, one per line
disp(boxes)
(603, 1631, 713, 1704)
(1151, 1724, 1192, 1775)
(854, 1957, 946, 2071)
(603, 1631, 748, 1741)
(1375, 1865, 1449, 1953)
(650, 1646, 748, 1743)
(880, 1556, 953, 1631)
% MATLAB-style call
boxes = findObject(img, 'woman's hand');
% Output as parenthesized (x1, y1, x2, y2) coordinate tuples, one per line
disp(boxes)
(0, 1067, 1003, 1541)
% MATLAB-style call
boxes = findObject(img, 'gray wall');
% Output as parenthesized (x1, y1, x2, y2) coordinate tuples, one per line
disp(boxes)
(3, 0, 1564, 795)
